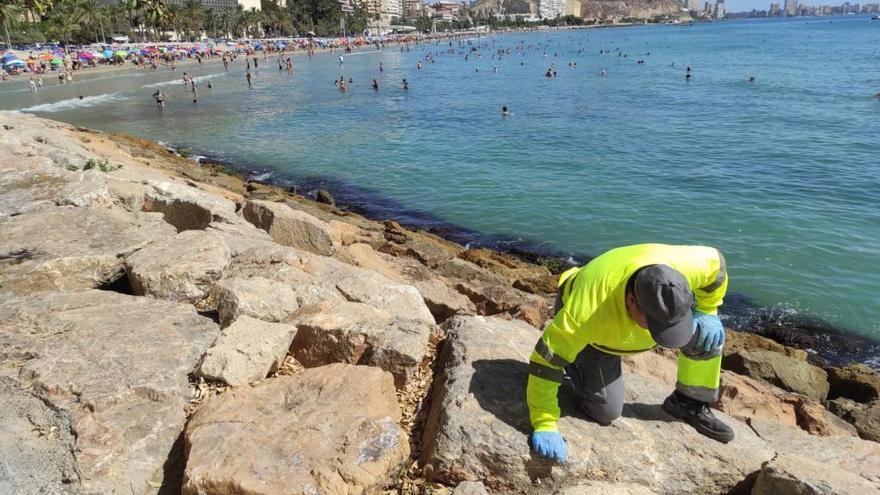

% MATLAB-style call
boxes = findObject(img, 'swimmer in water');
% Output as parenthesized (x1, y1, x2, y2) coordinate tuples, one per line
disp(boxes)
(502, 106, 511, 116)
(372, 79, 379, 90)
(748, 75, 756, 82)
(339, 55, 344, 64)
(152, 90, 166, 108)
(402, 78, 409, 90)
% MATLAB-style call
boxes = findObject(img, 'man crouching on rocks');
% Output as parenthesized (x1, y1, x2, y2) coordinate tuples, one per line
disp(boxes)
(527, 243, 733, 463)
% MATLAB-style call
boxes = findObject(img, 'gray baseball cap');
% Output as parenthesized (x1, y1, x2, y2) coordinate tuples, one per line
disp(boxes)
(633, 265, 696, 348)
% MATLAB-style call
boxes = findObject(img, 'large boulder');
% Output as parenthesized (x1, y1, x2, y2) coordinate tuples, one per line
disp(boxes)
(827, 363, 880, 403)
(126, 229, 231, 306)
(212, 276, 343, 327)
(242, 199, 337, 256)
(724, 348, 830, 401)
(0, 206, 175, 294)
(183, 364, 409, 494)
(288, 301, 435, 388)
(0, 290, 219, 494)
(421, 316, 772, 493)
(142, 180, 239, 232)
(197, 315, 298, 386)
(748, 419, 880, 492)
(0, 377, 84, 495)
(724, 329, 809, 361)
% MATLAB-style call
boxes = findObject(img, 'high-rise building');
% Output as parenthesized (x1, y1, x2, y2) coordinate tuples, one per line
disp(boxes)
(539, 0, 565, 18)
(783, 0, 797, 16)
(403, 0, 422, 18)
(713, 0, 726, 18)
(769, 2, 779, 15)
(687, 0, 702, 12)
(382, 0, 403, 17)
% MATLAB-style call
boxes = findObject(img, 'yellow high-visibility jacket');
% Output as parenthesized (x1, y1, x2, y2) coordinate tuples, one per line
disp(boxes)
(527, 243, 728, 432)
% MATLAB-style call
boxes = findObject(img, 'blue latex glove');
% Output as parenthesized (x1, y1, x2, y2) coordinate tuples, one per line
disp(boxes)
(531, 430, 566, 463)
(693, 311, 725, 352)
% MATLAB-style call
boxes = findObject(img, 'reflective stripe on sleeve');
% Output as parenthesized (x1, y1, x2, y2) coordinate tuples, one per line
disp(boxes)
(529, 362, 565, 383)
(701, 251, 727, 293)
(535, 338, 570, 368)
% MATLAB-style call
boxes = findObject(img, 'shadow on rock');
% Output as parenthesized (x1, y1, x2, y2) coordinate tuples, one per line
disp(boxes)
(470, 359, 533, 435)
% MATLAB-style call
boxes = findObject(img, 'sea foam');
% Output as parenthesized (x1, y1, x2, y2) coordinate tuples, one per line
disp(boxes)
(20, 93, 130, 113)
(143, 73, 223, 88)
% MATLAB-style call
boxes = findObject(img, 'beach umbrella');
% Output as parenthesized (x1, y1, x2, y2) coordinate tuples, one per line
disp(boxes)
(4, 60, 26, 67)
(102, 49, 113, 58)
(2, 53, 15, 62)
(114, 50, 127, 58)
(50, 58, 62, 66)
(39, 53, 54, 61)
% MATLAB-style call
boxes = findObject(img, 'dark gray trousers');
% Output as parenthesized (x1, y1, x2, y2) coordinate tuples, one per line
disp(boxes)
(553, 291, 625, 425)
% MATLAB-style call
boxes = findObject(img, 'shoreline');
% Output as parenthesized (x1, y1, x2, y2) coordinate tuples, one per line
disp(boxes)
(178, 144, 880, 370)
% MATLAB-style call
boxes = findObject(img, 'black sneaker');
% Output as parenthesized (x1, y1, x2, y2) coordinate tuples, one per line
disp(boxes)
(662, 392, 735, 444)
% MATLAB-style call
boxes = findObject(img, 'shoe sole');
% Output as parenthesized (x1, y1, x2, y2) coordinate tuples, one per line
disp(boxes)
(662, 397, 735, 444)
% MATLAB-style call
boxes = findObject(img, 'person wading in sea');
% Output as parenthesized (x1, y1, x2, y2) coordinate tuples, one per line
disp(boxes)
(528, 244, 733, 464)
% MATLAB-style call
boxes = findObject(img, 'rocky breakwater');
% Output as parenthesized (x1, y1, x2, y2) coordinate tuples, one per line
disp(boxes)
(1, 111, 879, 494)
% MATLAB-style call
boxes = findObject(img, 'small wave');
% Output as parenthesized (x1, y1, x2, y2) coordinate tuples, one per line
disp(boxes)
(20, 93, 130, 113)
(249, 171, 273, 181)
(143, 73, 223, 88)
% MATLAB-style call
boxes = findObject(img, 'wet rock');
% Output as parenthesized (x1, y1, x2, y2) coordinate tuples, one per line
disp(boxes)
(328, 219, 373, 246)
(826, 398, 880, 443)
(126, 229, 231, 306)
(143, 180, 238, 231)
(421, 315, 771, 493)
(315, 188, 335, 206)
(289, 301, 434, 388)
(439, 257, 506, 285)
(242, 199, 337, 255)
(0, 377, 84, 495)
(197, 315, 297, 386)
(724, 348, 829, 401)
(212, 276, 342, 327)
(0, 290, 219, 494)
(827, 363, 880, 403)
(0, 206, 174, 294)
(183, 364, 408, 495)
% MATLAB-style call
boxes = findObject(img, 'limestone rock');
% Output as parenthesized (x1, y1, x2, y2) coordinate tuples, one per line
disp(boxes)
(328, 219, 373, 246)
(126, 229, 231, 306)
(335, 242, 403, 281)
(0, 290, 219, 495)
(421, 316, 771, 493)
(197, 316, 298, 386)
(183, 364, 408, 495)
(749, 418, 880, 487)
(827, 363, 880, 403)
(439, 257, 505, 285)
(459, 248, 553, 288)
(724, 348, 829, 401)
(411, 278, 478, 323)
(213, 276, 342, 327)
(242, 199, 337, 255)
(827, 398, 880, 443)
(315, 188, 335, 205)
(555, 481, 657, 494)
(724, 329, 808, 361)
(453, 481, 491, 495)
(301, 252, 435, 324)
(289, 301, 434, 388)
(143, 180, 239, 231)
(456, 280, 549, 319)
(752, 453, 877, 495)
(0, 206, 175, 294)
(0, 377, 84, 495)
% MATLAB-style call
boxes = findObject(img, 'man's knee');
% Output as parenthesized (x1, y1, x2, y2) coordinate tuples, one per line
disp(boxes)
(579, 398, 623, 426)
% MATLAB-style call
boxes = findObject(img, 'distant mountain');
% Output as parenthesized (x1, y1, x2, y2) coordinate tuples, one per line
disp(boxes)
(471, 0, 684, 20)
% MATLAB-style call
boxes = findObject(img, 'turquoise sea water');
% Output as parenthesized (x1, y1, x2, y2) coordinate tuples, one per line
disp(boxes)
(2, 17, 879, 363)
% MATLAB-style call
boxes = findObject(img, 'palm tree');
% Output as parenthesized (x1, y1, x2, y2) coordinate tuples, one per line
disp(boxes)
(0, 0, 23, 49)
(181, 0, 202, 40)
(46, 9, 81, 49)
(75, 0, 107, 44)
(143, 0, 167, 41)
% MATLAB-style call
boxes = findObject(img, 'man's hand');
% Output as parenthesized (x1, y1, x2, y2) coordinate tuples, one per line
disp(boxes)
(530, 430, 566, 463)
(693, 311, 725, 352)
